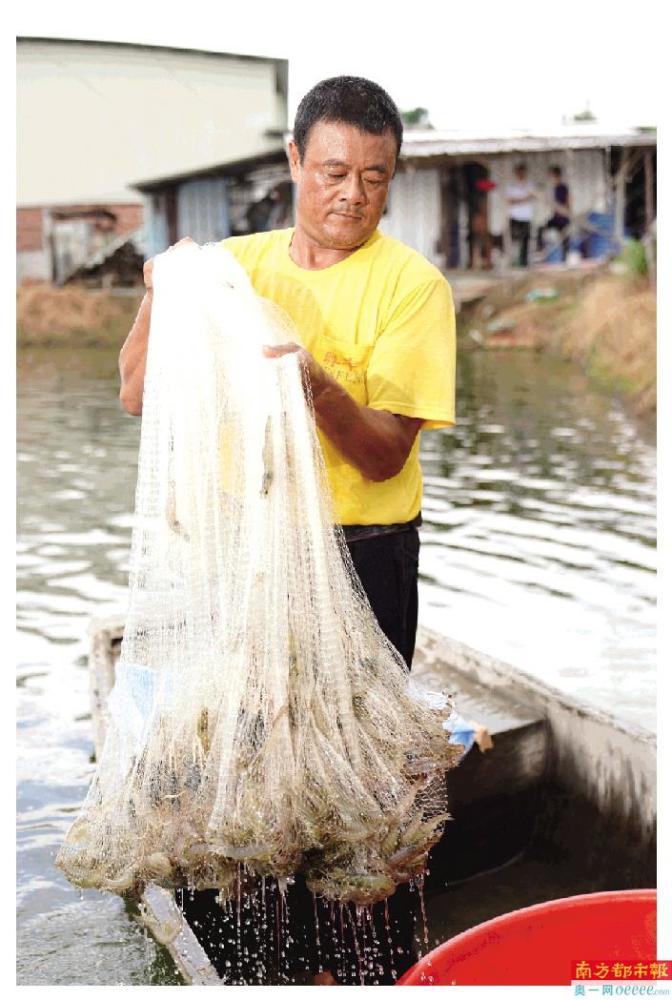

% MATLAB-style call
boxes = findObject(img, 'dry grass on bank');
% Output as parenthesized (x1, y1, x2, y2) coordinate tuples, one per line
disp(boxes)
(558, 276, 656, 416)
(462, 268, 656, 417)
(17, 285, 144, 348)
(18, 273, 656, 416)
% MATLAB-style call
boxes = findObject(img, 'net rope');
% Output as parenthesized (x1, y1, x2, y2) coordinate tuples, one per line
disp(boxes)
(57, 242, 461, 906)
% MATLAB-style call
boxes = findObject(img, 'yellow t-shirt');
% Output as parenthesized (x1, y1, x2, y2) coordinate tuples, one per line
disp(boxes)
(223, 227, 456, 526)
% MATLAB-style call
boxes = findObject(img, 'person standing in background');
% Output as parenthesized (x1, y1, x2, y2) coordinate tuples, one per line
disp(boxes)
(506, 163, 535, 266)
(468, 178, 495, 270)
(537, 165, 571, 260)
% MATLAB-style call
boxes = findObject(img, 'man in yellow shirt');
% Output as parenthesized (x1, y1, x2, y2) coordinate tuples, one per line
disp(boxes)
(119, 75, 455, 985)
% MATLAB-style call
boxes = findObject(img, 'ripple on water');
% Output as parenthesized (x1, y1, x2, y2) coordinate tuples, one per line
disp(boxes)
(17, 895, 179, 985)
(420, 350, 655, 730)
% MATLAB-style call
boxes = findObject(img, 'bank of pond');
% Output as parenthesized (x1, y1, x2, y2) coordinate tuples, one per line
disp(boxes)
(17, 266, 656, 422)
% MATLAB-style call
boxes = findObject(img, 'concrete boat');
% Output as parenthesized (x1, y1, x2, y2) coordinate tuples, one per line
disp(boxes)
(86, 617, 656, 984)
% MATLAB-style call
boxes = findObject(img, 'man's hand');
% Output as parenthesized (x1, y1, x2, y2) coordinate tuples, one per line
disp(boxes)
(120, 237, 198, 416)
(143, 236, 197, 297)
(262, 342, 330, 401)
(263, 341, 422, 482)
(143, 257, 154, 296)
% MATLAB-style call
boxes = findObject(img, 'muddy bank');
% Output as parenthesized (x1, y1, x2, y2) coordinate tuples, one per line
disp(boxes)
(17, 285, 143, 348)
(459, 268, 656, 418)
(17, 275, 656, 420)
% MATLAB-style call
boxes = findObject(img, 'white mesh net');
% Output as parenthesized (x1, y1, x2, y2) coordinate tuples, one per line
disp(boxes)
(57, 242, 460, 907)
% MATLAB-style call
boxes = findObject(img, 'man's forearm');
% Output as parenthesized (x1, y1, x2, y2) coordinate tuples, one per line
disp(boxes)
(263, 343, 421, 482)
(312, 379, 420, 483)
(119, 292, 152, 415)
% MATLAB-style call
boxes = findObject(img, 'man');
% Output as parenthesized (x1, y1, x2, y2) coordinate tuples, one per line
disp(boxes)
(119, 75, 456, 985)
(537, 164, 571, 260)
(506, 162, 535, 266)
(468, 182, 493, 270)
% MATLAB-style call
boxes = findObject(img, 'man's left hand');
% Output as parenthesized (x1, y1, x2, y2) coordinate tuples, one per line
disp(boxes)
(262, 342, 422, 482)
(263, 343, 329, 402)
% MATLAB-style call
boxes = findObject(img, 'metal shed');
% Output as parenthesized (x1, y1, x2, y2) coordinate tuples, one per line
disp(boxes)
(131, 124, 656, 271)
(381, 126, 656, 270)
(132, 151, 292, 257)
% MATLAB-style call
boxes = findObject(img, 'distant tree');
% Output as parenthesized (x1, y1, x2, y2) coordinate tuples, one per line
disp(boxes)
(401, 107, 433, 129)
(573, 107, 597, 122)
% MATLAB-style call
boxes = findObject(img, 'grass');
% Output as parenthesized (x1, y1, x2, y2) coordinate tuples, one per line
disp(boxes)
(556, 274, 656, 416)
(460, 268, 656, 417)
(17, 285, 144, 348)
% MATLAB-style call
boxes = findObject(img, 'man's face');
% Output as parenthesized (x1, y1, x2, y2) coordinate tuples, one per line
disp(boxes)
(288, 121, 397, 250)
(515, 166, 527, 182)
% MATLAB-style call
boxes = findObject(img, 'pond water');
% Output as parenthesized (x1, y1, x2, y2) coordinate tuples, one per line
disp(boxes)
(420, 349, 656, 728)
(16, 345, 656, 985)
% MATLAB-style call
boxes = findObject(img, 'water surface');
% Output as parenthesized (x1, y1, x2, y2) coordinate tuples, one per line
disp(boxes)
(419, 349, 655, 726)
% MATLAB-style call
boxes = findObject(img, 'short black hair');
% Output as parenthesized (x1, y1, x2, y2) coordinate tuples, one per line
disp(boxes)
(549, 164, 563, 177)
(293, 76, 403, 162)
(514, 162, 527, 172)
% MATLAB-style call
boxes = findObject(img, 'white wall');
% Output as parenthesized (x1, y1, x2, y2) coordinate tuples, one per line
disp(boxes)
(379, 167, 442, 266)
(488, 149, 609, 235)
(17, 39, 287, 205)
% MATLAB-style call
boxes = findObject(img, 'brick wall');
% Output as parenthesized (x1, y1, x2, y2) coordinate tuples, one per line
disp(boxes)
(49, 202, 144, 234)
(17, 208, 44, 252)
(110, 203, 144, 235)
(17, 202, 144, 250)
(17, 202, 144, 284)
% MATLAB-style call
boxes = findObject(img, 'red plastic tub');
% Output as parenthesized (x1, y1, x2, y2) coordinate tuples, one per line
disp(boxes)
(397, 889, 657, 986)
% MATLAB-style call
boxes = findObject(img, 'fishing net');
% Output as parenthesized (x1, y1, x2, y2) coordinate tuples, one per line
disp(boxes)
(57, 242, 461, 907)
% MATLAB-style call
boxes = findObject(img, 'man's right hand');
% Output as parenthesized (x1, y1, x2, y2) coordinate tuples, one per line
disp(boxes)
(143, 256, 154, 296)
(143, 236, 197, 297)
(120, 237, 198, 416)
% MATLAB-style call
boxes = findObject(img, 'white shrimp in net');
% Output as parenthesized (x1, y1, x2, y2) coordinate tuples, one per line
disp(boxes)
(57, 242, 461, 906)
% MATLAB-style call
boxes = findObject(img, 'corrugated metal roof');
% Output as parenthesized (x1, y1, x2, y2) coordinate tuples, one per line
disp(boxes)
(131, 149, 289, 192)
(400, 126, 656, 158)
(131, 124, 656, 189)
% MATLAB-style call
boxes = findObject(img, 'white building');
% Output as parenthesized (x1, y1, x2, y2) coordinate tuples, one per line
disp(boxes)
(17, 37, 288, 283)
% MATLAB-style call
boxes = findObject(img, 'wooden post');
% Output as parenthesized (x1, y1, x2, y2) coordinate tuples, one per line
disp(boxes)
(458, 197, 469, 270)
(439, 165, 452, 271)
(642, 149, 656, 285)
(501, 156, 513, 267)
(613, 151, 628, 245)
(166, 186, 178, 245)
(614, 148, 644, 246)
(644, 150, 654, 230)
(562, 148, 574, 261)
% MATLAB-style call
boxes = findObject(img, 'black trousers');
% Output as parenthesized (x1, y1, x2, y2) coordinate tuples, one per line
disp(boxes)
(345, 525, 420, 668)
(177, 526, 422, 983)
(510, 218, 531, 266)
